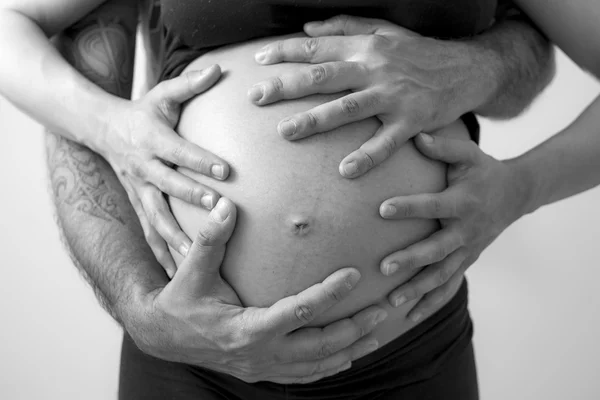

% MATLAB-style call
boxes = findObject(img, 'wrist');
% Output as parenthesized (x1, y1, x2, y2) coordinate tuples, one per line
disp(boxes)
(455, 37, 503, 113)
(504, 155, 541, 218)
(443, 38, 500, 114)
(87, 95, 131, 157)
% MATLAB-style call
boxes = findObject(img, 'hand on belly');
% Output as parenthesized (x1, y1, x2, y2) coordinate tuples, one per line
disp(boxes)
(168, 34, 470, 345)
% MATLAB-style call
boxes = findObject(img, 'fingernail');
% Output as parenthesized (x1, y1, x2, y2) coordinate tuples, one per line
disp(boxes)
(278, 119, 297, 138)
(255, 48, 268, 63)
(211, 164, 225, 179)
(419, 132, 434, 144)
(373, 311, 388, 325)
(380, 204, 396, 218)
(339, 361, 352, 372)
(384, 262, 399, 276)
(304, 21, 323, 30)
(411, 312, 423, 323)
(354, 340, 380, 360)
(361, 340, 380, 356)
(342, 161, 358, 177)
(210, 199, 229, 223)
(394, 295, 407, 307)
(345, 272, 361, 290)
(201, 194, 215, 210)
(179, 243, 190, 257)
(248, 85, 264, 103)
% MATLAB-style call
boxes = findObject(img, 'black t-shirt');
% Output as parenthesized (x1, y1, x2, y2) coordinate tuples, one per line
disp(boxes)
(159, 0, 499, 80)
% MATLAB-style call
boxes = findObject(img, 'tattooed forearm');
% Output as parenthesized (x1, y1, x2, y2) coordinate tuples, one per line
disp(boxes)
(47, 133, 125, 225)
(46, 0, 142, 320)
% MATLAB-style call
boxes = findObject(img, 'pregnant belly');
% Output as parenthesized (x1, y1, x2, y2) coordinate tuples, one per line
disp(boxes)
(169, 34, 469, 347)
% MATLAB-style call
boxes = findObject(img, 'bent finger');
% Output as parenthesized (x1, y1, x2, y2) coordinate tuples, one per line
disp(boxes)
(380, 229, 463, 276)
(339, 122, 414, 178)
(169, 198, 237, 293)
(155, 133, 229, 180)
(258, 268, 362, 336)
(249, 62, 367, 106)
(129, 183, 177, 276)
(140, 185, 192, 257)
(150, 65, 222, 112)
(415, 133, 481, 165)
(146, 161, 220, 209)
(255, 36, 355, 65)
(379, 191, 462, 220)
(277, 90, 383, 141)
(388, 249, 467, 309)
(279, 305, 385, 362)
(304, 14, 383, 36)
(406, 263, 467, 323)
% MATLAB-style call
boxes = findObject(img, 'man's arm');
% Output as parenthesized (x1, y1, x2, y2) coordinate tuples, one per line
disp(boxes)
(46, 0, 167, 323)
(470, 7, 555, 118)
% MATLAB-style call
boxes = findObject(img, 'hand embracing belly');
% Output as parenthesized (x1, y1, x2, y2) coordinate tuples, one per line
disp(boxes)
(169, 34, 469, 347)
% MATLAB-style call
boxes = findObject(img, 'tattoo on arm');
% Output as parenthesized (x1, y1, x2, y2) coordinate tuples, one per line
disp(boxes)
(47, 134, 125, 225)
(46, 0, 144, 319)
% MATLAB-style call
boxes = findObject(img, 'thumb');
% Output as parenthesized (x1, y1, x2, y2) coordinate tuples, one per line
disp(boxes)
(304, 15, 384, 36)
(149, 64, 221, 121)
(169, 197, 237, 294)
(414, 133, 480, 165)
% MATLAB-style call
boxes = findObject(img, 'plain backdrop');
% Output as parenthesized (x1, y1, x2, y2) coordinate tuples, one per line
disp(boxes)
(1, 44, 599, 399)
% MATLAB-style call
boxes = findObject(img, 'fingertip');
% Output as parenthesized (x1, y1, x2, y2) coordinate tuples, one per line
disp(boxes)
(211, 163, 229, 180)
(418, 132, 434, 144)
(209, 197, 236, 223)
(379, 203, 397, 219)
(339, 160, 360, 179)
(303, 21, 323, 33)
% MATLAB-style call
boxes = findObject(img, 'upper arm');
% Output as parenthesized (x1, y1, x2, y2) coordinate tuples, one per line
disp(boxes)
(514, 0, 600, 77)
(1, 0, 137, 37)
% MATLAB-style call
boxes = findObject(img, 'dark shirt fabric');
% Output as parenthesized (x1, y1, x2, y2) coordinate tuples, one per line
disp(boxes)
(159, 0, 500, 81)
(120, 281, 477, 399)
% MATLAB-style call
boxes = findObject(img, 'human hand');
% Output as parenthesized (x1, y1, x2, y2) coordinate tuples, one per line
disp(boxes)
(102, 64, 230, 266)
(130, 198, 387, 384)
(378, 133, 529, 322)
(251, 15, 488, 178)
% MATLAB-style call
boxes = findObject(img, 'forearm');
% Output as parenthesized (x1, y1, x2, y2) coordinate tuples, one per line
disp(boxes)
(459, 14, 555, 118)
(46, 133, 169, 323)
(45, 1, 167, 323)
(0, 3, 134, 152)
(511, 95, 600, 215)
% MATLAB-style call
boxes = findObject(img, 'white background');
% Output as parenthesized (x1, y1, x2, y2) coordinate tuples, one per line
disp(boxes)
(1, 48, 599, 399)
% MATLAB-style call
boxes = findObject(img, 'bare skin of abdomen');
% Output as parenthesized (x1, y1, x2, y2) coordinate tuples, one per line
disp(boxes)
(170, 34, 469, 349)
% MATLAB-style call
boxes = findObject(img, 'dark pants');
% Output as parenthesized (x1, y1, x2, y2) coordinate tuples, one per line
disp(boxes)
(119, 281, 477, 400)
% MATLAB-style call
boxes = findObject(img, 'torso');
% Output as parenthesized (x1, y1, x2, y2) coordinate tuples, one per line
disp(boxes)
(169, 34, 470, 348)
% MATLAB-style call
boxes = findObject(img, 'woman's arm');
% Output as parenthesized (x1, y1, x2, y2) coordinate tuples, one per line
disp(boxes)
(0, 0, 229, 259)
(511, 0, 600, 209)
(250, 11, 554, 178)
(379, 0, 600, 320)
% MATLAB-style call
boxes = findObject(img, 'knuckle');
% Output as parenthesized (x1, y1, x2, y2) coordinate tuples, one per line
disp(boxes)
(195, 226, 218, 246)
(270, 77, 284, 95)
(309, 65, 328, 85)
(398, 202, 413, 218)
(365, 35, 387, 52)
(426, 195, 443, 214)
(404, 254, 419, 270)
(435, 267, 451, 287)
(127, 157, 146, 179)
(381, 135, 397, 158)
(294, 302, 315, 323)
(316, 340, 336, 359)
(157, 98, 175, 119)
(341, 97, 360, 116)
(325, 286, 346, 302)
(303, 37, 320, 57)
(305, 111, 319, 130)
(171, 143, 185, 163)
